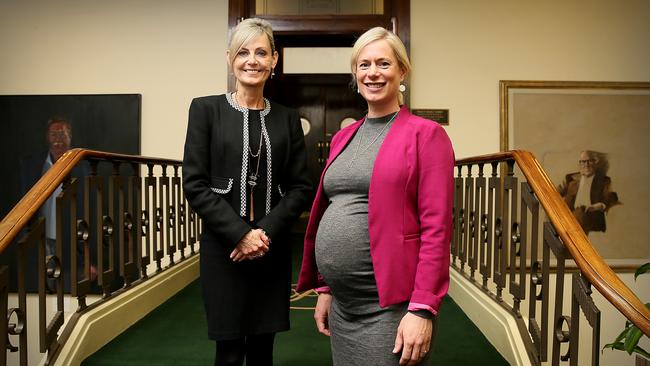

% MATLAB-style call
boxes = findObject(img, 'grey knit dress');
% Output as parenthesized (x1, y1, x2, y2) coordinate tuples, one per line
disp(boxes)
(315, 113, 434, 366)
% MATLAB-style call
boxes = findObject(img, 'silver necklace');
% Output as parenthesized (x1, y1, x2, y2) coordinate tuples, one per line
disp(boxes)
(225, 91, 272, 220)
(249, 124, 263, 158)
(248, 143, 262, 187)
(246, 118, 263, 221)
(346, 111, 398, 169)
(247, 113, 263, 187)
(234, 91, 263, 110)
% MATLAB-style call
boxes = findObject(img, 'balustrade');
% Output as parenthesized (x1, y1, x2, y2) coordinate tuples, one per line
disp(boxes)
(1, 149, 648, 365)
(452, 151, 649, 365)
(0, 149, 200, 365)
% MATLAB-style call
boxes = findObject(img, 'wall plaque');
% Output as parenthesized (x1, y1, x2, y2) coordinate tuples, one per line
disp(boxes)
(411, 109, 449, 125)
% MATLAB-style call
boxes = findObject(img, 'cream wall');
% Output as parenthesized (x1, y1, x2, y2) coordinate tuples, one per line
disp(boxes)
(0, 0, 229, 160)
(1, 1, 649, 364)
(411, 0, 650, 158)
(409, 3, 650, 364)
(3, 0, 648, 160)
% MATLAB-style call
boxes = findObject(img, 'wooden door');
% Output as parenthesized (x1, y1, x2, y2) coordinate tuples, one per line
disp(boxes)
(228, 0, 411, 188)
(266, 74, 366, 189)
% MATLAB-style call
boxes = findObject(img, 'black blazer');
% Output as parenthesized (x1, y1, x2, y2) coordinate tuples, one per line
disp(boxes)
(182, 94, 311, 248)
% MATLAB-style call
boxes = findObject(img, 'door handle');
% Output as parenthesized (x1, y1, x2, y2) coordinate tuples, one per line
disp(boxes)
(324, 141, 330, 161)
(316, 141, 332, 165)
(317, 141, 324, 165)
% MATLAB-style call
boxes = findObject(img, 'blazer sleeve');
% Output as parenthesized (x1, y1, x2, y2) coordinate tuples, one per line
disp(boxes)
(410, 124, 455, 314)
(257, 108, 312, 241)
(600, 176, 620, 210)
(182, 98, 251, 247)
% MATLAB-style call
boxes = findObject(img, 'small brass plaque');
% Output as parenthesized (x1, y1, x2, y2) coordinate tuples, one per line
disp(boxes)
(411, 109, 449, 125)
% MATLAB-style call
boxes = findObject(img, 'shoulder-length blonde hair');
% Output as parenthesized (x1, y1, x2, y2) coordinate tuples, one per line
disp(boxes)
(227, 18, 276, 68)
(350, 27, 412, 105)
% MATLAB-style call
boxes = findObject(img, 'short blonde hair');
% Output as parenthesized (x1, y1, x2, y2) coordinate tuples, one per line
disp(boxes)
(350, 27, 412, 105)
(227, 18, 276, 67)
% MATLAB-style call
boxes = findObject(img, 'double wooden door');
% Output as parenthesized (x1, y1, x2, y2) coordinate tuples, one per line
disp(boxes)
(266, 74, 367, 189)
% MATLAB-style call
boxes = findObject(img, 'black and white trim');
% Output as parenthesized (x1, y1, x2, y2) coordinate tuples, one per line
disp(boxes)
(225, 92, 272, 217)
(210, 178, 233, 194)
(261, 116, 272, 214)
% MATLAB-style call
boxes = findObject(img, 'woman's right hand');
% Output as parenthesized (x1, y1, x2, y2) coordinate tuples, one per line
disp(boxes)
(230, 229, 269, 262)
(314, 293, 332, 336)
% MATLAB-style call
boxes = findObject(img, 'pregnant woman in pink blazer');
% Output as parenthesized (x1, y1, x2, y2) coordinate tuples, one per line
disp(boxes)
(297, 27, 455, 366)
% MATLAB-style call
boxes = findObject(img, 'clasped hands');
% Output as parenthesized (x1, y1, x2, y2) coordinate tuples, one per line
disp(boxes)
(578, 202, 606, 213)
(585, 202, 606, 212)
(230, 228, 270, 262)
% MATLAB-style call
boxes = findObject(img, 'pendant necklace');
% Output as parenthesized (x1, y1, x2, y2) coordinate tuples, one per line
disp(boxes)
(226, 91, 272, 219)
(347, 111, 398, 170)
(247, 116, 264, 221)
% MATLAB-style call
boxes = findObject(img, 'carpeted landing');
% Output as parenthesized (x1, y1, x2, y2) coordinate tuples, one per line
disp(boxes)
(82, 279, 508, 365)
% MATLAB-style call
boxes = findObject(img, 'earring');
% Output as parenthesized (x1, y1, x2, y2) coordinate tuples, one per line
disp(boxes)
(399, 84, 406, 92)
(271, 68, 275, 79)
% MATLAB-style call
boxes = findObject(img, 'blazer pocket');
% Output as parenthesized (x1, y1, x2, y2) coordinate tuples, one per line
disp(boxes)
(404, 232, 420, 240)
(210, 176, 233, 195)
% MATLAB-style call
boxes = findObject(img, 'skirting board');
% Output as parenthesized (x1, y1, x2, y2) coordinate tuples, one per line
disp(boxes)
(448, 269, 532, 366)
(53, 254, 200, 366)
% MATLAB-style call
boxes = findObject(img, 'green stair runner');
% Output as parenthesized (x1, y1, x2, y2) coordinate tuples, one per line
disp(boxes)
(84, 241, 507, 365)
(83, 279, 508, 365)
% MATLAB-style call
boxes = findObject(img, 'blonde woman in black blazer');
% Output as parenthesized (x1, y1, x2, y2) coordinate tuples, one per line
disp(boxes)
(182, 18, 311, 366)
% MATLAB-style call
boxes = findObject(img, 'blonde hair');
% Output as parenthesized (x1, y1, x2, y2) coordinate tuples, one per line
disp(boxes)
(227, 18, 276, 67)
(350, 27, 412, 105)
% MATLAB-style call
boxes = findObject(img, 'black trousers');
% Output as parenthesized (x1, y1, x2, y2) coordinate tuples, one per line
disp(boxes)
(215, 333, 276, 366)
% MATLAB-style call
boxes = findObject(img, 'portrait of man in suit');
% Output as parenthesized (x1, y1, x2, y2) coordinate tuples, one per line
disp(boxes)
(557, 150, 621, 235)
(19, 117, 73, 256)
(1, 94, 141, 292)
(18, 117, 97, 291)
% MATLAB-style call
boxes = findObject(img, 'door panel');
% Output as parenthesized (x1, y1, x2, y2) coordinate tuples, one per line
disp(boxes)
(267, 75, 366, 188)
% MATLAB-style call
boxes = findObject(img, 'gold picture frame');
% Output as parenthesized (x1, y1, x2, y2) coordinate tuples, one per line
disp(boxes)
(500, 80, 650, 267)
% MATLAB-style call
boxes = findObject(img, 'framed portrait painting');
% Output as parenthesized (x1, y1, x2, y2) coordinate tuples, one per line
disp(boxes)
(500, 80, 650, 268)
(0, 94, 141, 219)
(0, 94, 141, 292)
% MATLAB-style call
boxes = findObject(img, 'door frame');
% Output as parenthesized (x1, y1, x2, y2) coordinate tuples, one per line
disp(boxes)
(227, 0, 411, 103)
(228, 0, 409, 40)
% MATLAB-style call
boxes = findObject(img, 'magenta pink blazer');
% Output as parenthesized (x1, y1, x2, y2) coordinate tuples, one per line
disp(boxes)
(296, 106, 455, 314)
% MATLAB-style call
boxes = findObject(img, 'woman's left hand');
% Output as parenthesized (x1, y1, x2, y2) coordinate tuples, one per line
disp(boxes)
(230, 229, 270, 261)
(392, 312, 433, 365)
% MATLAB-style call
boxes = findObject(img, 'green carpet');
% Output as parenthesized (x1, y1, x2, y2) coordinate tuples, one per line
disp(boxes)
(82, 278, 508, 365)
(84, 239, 507, 365)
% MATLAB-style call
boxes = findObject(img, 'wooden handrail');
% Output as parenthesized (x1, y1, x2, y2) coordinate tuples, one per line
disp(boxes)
(2, 147, 647, 345)
(458, 150, 650, 336)
(0, 148, 181, 253)
(1, 148, 192, 365)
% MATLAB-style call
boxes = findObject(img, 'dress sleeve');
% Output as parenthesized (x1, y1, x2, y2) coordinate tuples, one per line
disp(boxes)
(182, 98, 251, 248)
(257, 108, 312, 241)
